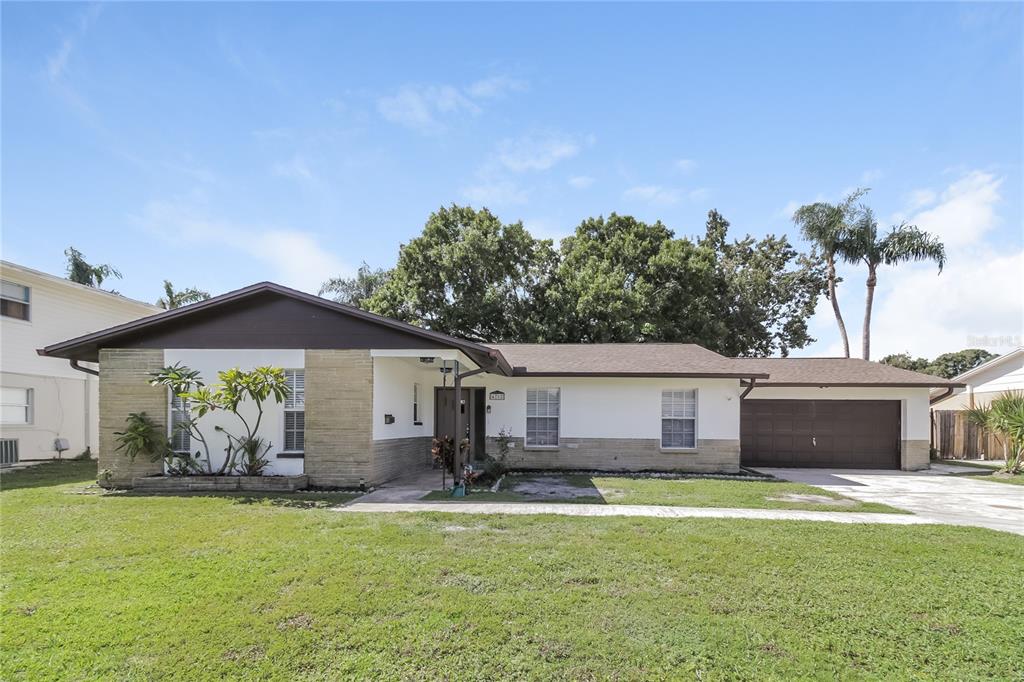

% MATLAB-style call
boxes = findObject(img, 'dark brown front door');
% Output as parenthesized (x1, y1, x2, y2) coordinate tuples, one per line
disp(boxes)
(741, 399, 900, 469)
(434, 388, 486, 460)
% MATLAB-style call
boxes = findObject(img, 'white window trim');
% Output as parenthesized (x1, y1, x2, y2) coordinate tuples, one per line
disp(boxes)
(0, 280, 31, 323)
(660, 388, 698, 451)
(413, 382, 422, 425)
(282, 369, 305, 453)
(1, 387, 33, 426)
(525, 386, 561, 449)
(168, 392, 191, 454)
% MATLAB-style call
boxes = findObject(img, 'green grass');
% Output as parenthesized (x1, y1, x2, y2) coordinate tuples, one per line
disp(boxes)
(3, 461, 1022, 680)
(936, 459, 1003, 470)
(426, 474, 904, 513)
(975, 473, 1024, 486)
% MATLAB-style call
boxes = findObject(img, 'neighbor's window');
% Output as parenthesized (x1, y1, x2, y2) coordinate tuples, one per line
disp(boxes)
(661, 389, 696, 449)
(1, 280, 30, 321)
(413, 382, 421, 424)
(283, 369, 305, 452)
(526, 387, 560, 447)
(1, 387, 33, 425)
(170, 394, 191, 453)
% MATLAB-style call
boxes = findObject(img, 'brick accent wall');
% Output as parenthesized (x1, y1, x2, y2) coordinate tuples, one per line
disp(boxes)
(901, 439, 930, 471)
(304, 349, 373, 487)
(98, 348, 166, 486)
(372, 437, 432, 483)
(486, 437, 741, 474)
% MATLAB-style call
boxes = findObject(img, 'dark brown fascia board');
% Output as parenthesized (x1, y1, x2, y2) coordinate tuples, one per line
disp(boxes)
(37, 281, 512, 376)
(511, 371, 772, 379)
(748, 381, 967, 388)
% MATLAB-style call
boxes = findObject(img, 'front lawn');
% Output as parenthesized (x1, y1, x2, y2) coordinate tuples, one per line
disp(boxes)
(2, 461, 1021, 680)
(425, 473, 904, 513)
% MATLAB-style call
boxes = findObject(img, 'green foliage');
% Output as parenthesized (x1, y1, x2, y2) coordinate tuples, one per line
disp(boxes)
(113, 412, 199, 475)
(880, 349, 996, 379)
(966, 391, 1024, 474)
(64, 247, 122, 288)
(341, 205, 825, 356)
(156, 280, 211, 309)
(319, 262, 391, 307)
(150, 364, 290, 475)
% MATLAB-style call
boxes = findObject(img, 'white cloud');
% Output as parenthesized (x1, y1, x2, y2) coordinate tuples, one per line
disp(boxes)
(675, 159, 697, 173)
(46, 4, 102, 82)
(139, 200, 350, 293)
(272, 155, 317, 183)
(377, 84, 479, 133)
(908, 170, 1002, 248)
(466, 76, 528, 99)
(496, 133, 581, 172)
(568, 175, 595, 189)
(524, 218, 572, 243)
(461, 180, 529, 206)
(623, 185, 683, 205)
(861, 168, 884, 184)
(906, 188, 938, 212)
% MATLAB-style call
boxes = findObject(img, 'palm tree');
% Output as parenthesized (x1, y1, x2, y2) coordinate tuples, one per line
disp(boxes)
(839, 207, 945, 360)
(65, 247, 122, 288)
(965, 391, 1024, 474)
(156, 280, 211, 310)
(792, 189, 866, 358)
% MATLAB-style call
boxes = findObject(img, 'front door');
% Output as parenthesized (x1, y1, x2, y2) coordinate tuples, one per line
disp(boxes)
(435, 388, 486, 460)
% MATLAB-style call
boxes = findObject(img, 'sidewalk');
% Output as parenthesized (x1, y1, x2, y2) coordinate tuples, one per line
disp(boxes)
(335, 501, 935, 526)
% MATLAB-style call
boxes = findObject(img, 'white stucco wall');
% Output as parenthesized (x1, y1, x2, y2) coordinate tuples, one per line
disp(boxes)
(369, 367, 744, 443)
(747, 386, 931, 441)
(164, 349, 305, 475)
(932, 351, 1024, 410)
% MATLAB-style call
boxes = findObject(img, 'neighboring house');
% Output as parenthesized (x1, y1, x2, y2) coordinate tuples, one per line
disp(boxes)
(929, 347, 1024, 410)
(1, 261, 160, 464)
(37, 282, 959, 487)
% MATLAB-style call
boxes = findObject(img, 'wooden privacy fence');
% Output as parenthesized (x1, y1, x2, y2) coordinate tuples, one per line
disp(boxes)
(931, 410, 1004, 460)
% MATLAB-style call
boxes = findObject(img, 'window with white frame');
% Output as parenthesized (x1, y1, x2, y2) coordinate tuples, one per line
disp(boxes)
(1, 280, 30, 321)
(1, 387, 33, 425)
(283, 369, 305, 452)
(170, 394, 191, 453)
(526, 387, 560, 447)
(413, 383, 421, 424)
(661, 389, 697, 449)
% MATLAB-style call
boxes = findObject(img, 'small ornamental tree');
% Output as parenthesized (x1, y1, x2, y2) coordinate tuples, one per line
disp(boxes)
(150, 364, 290, 476)
(965, 391, 1024, 475)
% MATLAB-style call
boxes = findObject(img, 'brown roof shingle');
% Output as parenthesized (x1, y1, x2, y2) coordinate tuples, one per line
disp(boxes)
(733, 357, 961, 387)
(485, 344, 768, 378)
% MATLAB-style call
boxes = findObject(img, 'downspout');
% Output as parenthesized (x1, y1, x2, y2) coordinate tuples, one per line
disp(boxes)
(69, 359, 99, 377)
(740, 377, 757, 399)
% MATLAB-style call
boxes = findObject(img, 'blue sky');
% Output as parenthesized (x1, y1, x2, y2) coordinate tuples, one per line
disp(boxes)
(2, 2, 1021, 358)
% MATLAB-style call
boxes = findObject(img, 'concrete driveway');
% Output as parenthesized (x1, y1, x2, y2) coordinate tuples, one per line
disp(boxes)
(756, 467, 1024, 536)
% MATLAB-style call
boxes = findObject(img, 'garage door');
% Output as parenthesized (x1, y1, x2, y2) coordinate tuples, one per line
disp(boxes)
(741, 400, 900, 469)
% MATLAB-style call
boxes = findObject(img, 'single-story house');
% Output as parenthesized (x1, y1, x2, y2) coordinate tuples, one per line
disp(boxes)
(929, 347, 1023, 410)
(38, 282, 960, 487)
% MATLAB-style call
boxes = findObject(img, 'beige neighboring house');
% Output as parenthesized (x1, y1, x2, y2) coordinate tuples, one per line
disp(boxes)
(929, 348, 1024, 410)
(1, 261, 159, 463)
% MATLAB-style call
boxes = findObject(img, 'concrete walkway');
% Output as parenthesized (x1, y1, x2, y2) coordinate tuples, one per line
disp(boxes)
(336, 501, 934, 526)
(758, 467, 1024, 536)
(356, 467, 446, 502)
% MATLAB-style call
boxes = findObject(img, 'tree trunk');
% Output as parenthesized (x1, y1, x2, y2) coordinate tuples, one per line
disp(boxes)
(862, 264, 877, 360)
(827, 257, 850, 358)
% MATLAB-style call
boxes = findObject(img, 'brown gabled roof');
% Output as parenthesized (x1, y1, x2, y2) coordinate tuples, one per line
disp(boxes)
(486, 344, 769, 379)
(733, 357, 963, 388)
(38, 282, 512, 375)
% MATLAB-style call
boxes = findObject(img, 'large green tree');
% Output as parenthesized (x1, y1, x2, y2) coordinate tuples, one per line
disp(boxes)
(156, 280, 210, 310)
(363, 205, 556, 342)
(791, 189, 866, 358)
(319, 262, 391, 307)
(881, 348, 996, 379)
(65, 247, 121, 288)
(840, 207, 946, 360)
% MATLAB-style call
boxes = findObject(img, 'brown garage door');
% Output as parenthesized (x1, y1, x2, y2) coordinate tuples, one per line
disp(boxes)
(741, 400, 900, 469)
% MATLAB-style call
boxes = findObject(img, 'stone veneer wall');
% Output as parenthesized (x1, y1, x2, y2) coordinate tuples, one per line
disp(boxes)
(486, 437, 741, 474)
(98, 348, 167, 486)
(901, 439, 930, 471)
(372, 437, 432, 484)
(303, 349, 374, 487)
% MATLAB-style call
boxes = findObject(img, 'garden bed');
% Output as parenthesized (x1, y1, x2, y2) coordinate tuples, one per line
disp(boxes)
(131, 474, 309, 492)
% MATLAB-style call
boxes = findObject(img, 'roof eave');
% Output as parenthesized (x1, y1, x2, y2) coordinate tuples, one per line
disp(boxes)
(511, 371, 771, 379)
(755, 381, 966, 388)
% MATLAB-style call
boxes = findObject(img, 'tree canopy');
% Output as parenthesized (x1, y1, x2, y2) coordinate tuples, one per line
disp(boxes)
(880, 349, 996, 379)
(65, 247, 121, 288)
(324, 204, 827, 356)
(156, 280, 211, 309)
